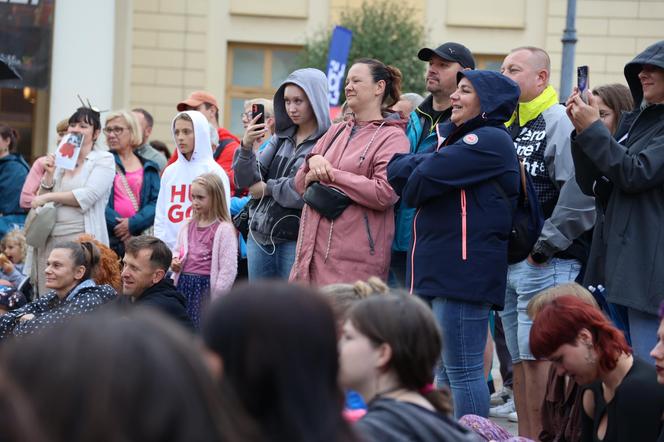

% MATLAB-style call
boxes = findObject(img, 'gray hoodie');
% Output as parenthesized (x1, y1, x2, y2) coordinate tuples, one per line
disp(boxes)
(233, 68, 331, 245)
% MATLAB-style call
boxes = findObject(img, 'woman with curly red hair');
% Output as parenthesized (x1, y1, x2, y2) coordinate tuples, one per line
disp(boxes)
(531, 295, 664, 441)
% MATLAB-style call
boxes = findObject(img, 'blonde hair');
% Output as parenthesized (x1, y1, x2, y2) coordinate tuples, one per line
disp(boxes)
(56, 118, 69, 135)
(320, 276, 389, 321)
(105, 110, 142, 147)
(1, 229, 27, 263)
(191, 173, 231, 224)
(527, 282, 599, 319)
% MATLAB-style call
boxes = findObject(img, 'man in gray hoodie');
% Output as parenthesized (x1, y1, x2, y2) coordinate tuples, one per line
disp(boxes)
(233, 68, 331, 280)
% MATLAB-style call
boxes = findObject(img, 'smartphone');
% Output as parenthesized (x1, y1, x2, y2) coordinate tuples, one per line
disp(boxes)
(252, 103, 265, 125)
(577, 65, 589, 103)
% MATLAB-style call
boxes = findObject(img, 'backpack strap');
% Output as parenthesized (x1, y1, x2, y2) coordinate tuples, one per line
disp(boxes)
(492, 160, 527, 208)
(213, 138, 235, 160)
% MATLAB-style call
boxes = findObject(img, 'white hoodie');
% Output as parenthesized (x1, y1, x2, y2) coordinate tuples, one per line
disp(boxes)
(154, 111, 231, 250)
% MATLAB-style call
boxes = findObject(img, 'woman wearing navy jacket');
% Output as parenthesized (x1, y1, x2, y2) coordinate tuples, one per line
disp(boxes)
(387, 70, 521, 419)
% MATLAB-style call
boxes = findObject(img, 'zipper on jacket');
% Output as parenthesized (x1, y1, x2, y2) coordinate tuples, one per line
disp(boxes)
(461, 189, 467, 261)
(410, 209, 420, 294)
(362, 213, 375, 256)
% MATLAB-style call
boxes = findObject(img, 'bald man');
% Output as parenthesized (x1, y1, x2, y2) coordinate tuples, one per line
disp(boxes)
(495, 47, 595, 438)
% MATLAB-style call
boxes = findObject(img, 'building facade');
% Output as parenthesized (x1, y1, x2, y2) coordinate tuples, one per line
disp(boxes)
(2, 0, 663, 158)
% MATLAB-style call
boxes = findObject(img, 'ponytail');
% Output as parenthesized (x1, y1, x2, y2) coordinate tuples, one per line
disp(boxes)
(421, 385, 454, 415)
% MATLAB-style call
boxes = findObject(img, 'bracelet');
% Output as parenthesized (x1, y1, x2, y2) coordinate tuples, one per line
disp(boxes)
(40, 178, 55, 190)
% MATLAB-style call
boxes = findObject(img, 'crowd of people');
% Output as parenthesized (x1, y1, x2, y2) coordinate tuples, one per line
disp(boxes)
(0, 38, 663, 441)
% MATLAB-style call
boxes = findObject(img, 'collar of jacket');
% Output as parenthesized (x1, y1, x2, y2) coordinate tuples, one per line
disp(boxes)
(506, 85, 559, 127)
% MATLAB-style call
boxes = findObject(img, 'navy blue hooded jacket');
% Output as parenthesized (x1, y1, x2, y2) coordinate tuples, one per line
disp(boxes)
(0, 153, 29, 216)
(387, 70, 520, 309)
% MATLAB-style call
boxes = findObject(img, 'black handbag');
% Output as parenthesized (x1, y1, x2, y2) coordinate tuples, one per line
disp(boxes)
(302, 125, 352, 220)
(303, 182, 352, 220)
(232, 200, 253, 240)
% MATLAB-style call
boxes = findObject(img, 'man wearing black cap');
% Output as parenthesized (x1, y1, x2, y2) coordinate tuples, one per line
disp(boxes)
(390, 42, 475, 287)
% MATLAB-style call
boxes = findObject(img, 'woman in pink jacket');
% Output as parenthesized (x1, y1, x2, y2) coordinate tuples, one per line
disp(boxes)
(290, 58, 409, 286)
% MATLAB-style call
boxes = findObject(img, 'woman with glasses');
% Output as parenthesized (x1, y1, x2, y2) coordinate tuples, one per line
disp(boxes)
(103, 110, 160, 257)
(29, 107, 115, 296)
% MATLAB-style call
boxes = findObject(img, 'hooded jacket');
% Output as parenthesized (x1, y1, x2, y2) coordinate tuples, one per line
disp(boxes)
(572, 40, 664, 315)
(154, 111, 231, 250)
(356, 397, 480, 442)
(289, 113, 409, 286)
(165, 127, 241, 194)
(387, 70, 520, 308)
(0, 153, 29, 216)
(232, 68, 331, 245)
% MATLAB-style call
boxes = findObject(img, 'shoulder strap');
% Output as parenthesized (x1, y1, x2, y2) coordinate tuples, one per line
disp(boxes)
(213, 138, 234, 160)
(492, 160, 527, 207)
(115, 164, 140, 212)
(320, 125, 347, 157)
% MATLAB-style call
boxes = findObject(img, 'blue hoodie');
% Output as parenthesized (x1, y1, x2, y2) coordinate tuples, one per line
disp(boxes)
(0, 153, 29, 216)
(387, 70, 521, 308)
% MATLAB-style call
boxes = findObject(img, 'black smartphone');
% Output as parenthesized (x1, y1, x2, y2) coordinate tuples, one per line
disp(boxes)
(252, 103, 265, 125)
(577, 65, 589, 103)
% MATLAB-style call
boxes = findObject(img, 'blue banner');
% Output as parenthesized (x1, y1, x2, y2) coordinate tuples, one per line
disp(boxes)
(326, 26, 353, 107)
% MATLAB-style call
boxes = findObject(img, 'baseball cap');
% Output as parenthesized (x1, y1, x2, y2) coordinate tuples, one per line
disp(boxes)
(418, 42, 476, 69)
(176, 91, 220, 112)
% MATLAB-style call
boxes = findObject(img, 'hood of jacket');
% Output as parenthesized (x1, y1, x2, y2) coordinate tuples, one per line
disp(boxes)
(171, 110, 214, 165)
(0, 152, 29, 171)
(273, 68, 331, 139)
(457, 70, 521, 127)
(358, 398, 479, 442)
(624, 40, 664, 105)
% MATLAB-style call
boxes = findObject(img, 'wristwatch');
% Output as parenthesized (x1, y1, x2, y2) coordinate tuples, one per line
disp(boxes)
(530, 241, 553, 264)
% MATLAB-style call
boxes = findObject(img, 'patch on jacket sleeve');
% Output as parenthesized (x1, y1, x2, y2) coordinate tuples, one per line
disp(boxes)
(463, 134, 478, 145)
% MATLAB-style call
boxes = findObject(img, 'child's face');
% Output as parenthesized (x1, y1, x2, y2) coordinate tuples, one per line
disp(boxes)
(3, 240, 22, 263)
(191, 182, 211, 219)
(174, 118, 195, 159)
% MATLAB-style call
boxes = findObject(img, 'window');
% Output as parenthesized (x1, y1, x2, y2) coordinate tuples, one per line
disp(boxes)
(225, 43, 300, 136)
(475, 54, 506, 72)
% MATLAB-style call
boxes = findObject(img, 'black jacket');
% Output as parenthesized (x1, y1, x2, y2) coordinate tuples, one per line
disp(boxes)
(572, 40, 664, 314)
(127, 278, 194, 331)
(356, 398, 480, 442)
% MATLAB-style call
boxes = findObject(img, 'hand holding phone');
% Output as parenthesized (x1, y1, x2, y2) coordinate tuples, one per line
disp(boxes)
(577, 65, 589, 103)
(252, 103, 265, 125)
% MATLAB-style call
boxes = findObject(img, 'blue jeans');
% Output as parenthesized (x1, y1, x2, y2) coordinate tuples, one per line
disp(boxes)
(246, 237, 296, 280)
(627, 308, 659, 364)
(500, 258, 581, 363)
(432, 297, 491, 418)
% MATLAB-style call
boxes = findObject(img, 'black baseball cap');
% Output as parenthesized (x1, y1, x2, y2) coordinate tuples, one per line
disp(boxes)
(418, 42, 476, 69)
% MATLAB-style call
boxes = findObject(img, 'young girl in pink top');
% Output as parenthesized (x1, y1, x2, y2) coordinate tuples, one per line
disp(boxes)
(171, 173, 237, 329)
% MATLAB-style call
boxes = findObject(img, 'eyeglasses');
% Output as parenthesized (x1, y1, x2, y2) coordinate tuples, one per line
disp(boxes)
(240, 111, 253, 120)
(103, 126, 127, 135)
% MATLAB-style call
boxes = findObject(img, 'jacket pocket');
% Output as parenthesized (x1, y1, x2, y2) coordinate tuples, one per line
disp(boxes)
(363, 212, 376, 256)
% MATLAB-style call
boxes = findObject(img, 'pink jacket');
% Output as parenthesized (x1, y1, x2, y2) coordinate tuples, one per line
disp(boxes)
(20, 156, 46, 209)
(289, 118, 409, 286)
(173, 220, 238, 297)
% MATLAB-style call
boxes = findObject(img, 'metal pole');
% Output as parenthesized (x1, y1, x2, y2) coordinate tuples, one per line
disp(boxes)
(560, 0, 578, 101)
